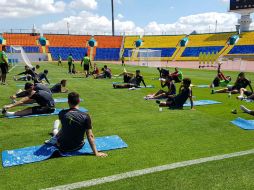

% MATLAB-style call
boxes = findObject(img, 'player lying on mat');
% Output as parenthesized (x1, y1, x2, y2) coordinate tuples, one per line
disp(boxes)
(13, 65, 37, 81)
(157, 67, 170, 79)
(145, 75, 176, 100)
(156, 78, 194, 110)
(113, 70, 146, 88)
(45, 92, 107, 157)
(212, 72, 252, 94)
(210, 63, 231, 88)
(2, 83, 55, 117)
(50, 80, 68, 93)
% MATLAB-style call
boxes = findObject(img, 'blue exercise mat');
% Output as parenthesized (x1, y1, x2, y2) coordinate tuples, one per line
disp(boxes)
(243, 99, 254, 103)
(231, 117, 254, 130)
(2, 135, 127, 167)
(16, 84, 54, 87)
(184, 100, 221, 107)
(54, 98, 84, 103)
(196, 85, 210, 88)
(6, 107, 88, 119)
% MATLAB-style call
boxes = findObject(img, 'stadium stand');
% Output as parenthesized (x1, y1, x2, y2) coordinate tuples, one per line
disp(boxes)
(94, 36, 122, 61)
(49, 47, 87, 61)
(178, 33, 234, 60)
(3, 33, 39, 46)
(228, 32, 254, 55)
(44, 34, 90, 47)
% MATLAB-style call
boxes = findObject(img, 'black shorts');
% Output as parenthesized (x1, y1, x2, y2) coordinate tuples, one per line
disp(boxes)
(244, 91, 253, 97)
(32, 106, 55, 115)
(83, 64, 89, 71)
(213, 77, 220, 87)
(227, 86, 238, 91)
(0, 64, 8, 74)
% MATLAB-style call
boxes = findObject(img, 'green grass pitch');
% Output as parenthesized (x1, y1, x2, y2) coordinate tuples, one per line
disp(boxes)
(1, 62, 254, 190)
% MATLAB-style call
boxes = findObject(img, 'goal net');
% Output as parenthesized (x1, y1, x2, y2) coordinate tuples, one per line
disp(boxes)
(128, 49, 162, 67)
(8, 46, 33, 68)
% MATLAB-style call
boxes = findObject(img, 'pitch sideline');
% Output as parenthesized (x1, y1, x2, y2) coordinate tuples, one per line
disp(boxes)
(42, 148, 254, 190)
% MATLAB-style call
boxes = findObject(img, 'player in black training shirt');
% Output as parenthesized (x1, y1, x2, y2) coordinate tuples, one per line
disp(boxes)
(2, 82, 55, 117)
(156, 78, 194, 110)
(13, 65, 36, 81)
(113, 70, 146, 88)
(10, 83, 52, 103)
(45, 92, 108, 157)
(212, 72, 252, 94)
(50, 80, 68, 93)
(34, 69, 50, 84)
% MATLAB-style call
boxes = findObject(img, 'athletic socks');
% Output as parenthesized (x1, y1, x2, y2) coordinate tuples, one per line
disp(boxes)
(240, 105, 251, 114)
(52, 119, 60, 136)
(5, 112, 15, 117)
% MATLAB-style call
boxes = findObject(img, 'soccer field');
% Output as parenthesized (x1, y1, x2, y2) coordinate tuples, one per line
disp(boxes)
(1, 62, 254, 190)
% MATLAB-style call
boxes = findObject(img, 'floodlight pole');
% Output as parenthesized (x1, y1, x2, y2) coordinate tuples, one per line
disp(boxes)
(111, 0, 115, 36)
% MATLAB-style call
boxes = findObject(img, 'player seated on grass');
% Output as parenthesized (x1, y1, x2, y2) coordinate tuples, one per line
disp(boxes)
(94, 66, 112, 79)
(210, 63, 231, 88)
(13, 65, 36, 81)
(240, 105, 254, 116)
(50, 80, 68, 93)
(170, 67, 183, 83)
(145, 75, 176, 100)
(45, 92, 108, 157)
(81, 53, 92, 78)
(115, 68, 135, 83)
(113, 70, 146, 88)
(104, 65, 112, 79)
(34, 69, 50, 84)
(10, 83, 52, 102)
(211, 72, 252, 94)
(2, 82, 55, 117)
(91, 63, 99, 75)
(156, 78, 194, 110)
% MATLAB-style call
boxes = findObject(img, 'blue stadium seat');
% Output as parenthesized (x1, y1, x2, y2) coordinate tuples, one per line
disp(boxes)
(123, 48, 176, 57)
(49, 47, 88, 61)
(229, 45, 254, 54)
(181, 46, 223, 57)
(5, 46, 40, 53)
(94, 48, 120, 61)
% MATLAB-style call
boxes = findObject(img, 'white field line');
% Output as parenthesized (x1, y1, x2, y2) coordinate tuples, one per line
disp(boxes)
(8, 65, 17, 73)
(42, 149, 254, 190)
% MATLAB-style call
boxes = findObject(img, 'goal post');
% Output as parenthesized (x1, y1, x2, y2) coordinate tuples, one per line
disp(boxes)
(8, 46, 33, 68)
(128, 49, 162, 67)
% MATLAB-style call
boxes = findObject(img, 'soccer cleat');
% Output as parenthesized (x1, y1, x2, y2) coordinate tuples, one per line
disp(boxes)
(44, 137, 57, 145)
(156, 100, 161, 104)
(237, 96, 244, 100)
(211, 89, 215, 94)
(1, 108, 6, 114)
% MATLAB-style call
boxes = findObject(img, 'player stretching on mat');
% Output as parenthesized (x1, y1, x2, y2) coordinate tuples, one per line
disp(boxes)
(13, 65, 36, 81)
(50, 80, 68, 93)
(2, 83, 55, 117)
(113, 70, 146, 88)
(210, 63, 231, 88)
(156, 78, 194, 110)
(170, 67, 183, 83)
(212, 72, 252, 94)
(34, 70, 50, 84)
(81, 53, 92, 78)
(145, 75, 176, 100)
(44, 92, 108, 157)
(10, 83, 52, 102)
